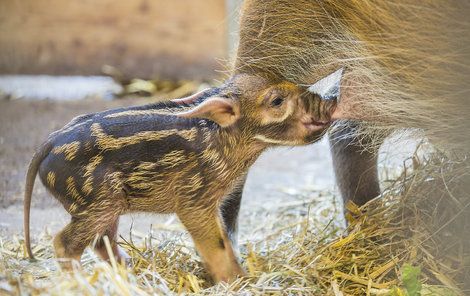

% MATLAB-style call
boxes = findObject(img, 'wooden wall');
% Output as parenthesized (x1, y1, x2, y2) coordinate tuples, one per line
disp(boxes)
(0, 0, 229, 79)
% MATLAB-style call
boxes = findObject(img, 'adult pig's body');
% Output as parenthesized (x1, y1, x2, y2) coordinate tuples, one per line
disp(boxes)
(234, 0, 470, 206)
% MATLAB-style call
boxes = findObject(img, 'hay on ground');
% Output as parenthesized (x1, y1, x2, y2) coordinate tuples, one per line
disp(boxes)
(1, 153, 469, 295)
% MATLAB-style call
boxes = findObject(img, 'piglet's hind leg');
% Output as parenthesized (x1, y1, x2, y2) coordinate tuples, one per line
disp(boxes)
(53, 217, 95, 269)
(93, 216, 131, 265)
(54, 205, 126, 269)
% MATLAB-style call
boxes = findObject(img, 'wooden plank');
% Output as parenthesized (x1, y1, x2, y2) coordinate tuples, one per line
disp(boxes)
(0, 0, 228, 79)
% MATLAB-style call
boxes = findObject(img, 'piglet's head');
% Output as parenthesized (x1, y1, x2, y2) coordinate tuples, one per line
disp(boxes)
(175, 74, 342, 146)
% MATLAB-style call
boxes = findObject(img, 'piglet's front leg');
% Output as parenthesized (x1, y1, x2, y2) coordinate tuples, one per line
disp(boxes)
(176, 203, 245, 283)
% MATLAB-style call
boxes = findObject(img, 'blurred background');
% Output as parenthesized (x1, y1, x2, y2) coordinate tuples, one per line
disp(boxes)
(0, 0, 245, 101)
(0, 0, 242, 79)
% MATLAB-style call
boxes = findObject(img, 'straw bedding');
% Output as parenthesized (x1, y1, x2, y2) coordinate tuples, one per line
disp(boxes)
(1, 151, 469, 295)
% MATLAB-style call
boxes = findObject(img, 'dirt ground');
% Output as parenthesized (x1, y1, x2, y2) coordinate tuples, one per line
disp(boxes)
(0, 96, 340, 238)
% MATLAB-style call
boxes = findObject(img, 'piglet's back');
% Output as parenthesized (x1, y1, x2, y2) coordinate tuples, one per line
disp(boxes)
(37, 101, 211, 214)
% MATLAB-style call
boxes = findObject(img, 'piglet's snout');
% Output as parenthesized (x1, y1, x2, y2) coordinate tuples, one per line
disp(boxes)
(304, 67, 344, 123)
(302, 94, 338, 125)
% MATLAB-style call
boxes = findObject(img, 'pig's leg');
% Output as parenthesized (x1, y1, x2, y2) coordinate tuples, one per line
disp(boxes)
(219, 175, 246, 255)
(93, 217, 130, 264)
(328, 122, 382, 208)
(177, 206, 245, 283)
(53, 218, 89, 268)
(53, 209, 123, 269)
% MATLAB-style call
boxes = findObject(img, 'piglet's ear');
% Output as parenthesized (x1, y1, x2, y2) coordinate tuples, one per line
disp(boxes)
(175, 97, 240, 127)
(171, 88, 210, 105)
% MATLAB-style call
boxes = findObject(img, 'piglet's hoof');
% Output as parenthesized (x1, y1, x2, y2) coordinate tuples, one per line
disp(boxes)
(213, 266, 246, 284)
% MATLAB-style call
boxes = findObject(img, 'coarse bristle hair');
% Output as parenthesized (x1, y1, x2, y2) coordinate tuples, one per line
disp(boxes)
(234, 0, 470, 154)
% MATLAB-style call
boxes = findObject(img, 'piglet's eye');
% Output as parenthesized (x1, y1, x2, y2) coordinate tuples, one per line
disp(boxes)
(270, 97, 284, 108)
